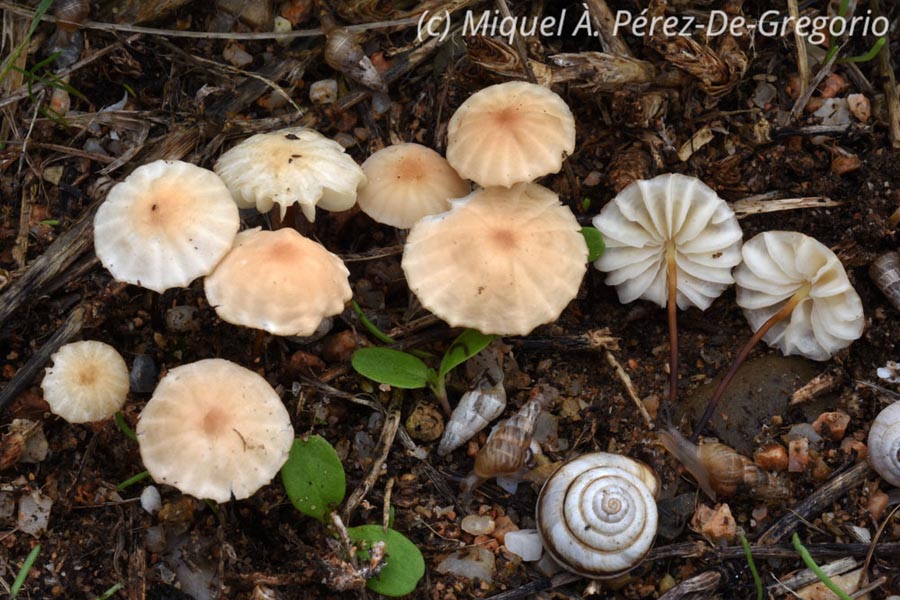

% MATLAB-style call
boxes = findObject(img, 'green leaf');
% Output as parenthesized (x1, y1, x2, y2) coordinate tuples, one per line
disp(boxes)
(352, 348, 430, 389)
(348, 525, 425, 597)
(351, 300, 396, 344)
(281, 436, 346, 522)
(11, 544, 40, 598)
(580, 227, 605, 262)
(438, 329, 496, 379)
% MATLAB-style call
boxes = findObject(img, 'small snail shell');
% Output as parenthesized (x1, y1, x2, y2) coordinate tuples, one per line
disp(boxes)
(324, 28, 387, 93)
(473, 396, 541, 479)
(870, 251, 900, 312)
(537, 453, 658, 578)
(437, 382, 506, 457)
(659, 428, 788, 500)
(54, 0, 89, 32)
(868, 402, 900, 486)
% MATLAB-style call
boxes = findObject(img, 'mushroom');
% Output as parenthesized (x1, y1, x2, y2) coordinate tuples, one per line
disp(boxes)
(592, 173, 743, 407)
(693, 231, 864, 439)
(357, 143, 469, 228)
(40, 341, 129, 423)
(445, 81, 576, 188)
(401, 183, 587, 335)
(204, 227, 352, 336)
(213, 127, 366, 221)
(136, 358, 294, 502)
(93, 160, 240, 293)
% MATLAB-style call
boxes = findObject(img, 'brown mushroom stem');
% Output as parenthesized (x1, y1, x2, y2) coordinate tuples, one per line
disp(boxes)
(691, 285, 811, 442)
(666, 243, 679, 416)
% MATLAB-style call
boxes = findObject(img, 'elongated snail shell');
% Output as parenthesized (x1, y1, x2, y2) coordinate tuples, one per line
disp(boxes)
(868, 402, 900, 487)
(537, 453, 658, 578)
(870, 251, 900, 312)
(473, 397, 541, 479)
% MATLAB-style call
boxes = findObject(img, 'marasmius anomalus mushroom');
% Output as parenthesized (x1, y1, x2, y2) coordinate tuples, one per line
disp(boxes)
(401, 183, 587, 336)
(214, 127, 366, 222)
(445, 81, 576, 188)
(41, 341, 129, 423)
(357, 143, 469, 228)
(204, 227, 352, 336)
(93, 160, 240, 293)
(136, 359, 293, 502)
(592, 173, 743, 410)
(692, 231, 864, 439)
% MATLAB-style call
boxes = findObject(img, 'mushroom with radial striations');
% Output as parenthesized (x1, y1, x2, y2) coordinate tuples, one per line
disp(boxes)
(136, 359, 294, 503)
(214, 127, 366, 222)
(93, 160, 240, 293)
(41, 341, 130, 423)
(204, 227, 352, 336)
(357, 143, 469, 228)
(401, 183, 587, 336)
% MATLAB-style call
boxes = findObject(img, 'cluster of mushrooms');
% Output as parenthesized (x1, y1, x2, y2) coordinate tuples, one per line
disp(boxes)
(37, 78, 898, 583)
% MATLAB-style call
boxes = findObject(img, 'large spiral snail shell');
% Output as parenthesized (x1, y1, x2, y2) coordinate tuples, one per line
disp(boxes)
(536, 453, 659, 578)
(868, 401, 900, 487)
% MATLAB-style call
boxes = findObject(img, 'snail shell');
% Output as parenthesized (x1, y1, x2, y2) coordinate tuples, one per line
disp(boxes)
(868, 401, 900, 487)
(324, 28, 387, 93)
(537, 453, 658, 578)
(55, 0, 89, 32)
(473, 395, 541, 479)
(659, 428, 788, 500)
(870, 251, 900, 312)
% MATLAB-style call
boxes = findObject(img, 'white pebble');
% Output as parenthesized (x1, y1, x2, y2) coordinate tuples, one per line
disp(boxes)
(461, 514, 495, 536)
(310, 79, 338, 105)
(17, 490, 53, 536)
(140, 485, 162, 514)
(504, 529, 543, 561)
(436, 548, 495, 582)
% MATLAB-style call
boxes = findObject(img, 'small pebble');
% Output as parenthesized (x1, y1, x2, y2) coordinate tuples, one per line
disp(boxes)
(867, 489, 889, 520)
(754, 443, 788, 472)
(165, 306, 198, 333)
(130, 355, 158, 394)
(504, 529, 542, 561)
(309, 79, 338, 104)
(491, 515, 519, 545)
(223, 42, 253, 67)
(461, 514, 495, 536)
(141, 485, 162, 514)
(405, 402, 444, 443)
(145, 525, 167, 553)
(17, 489, 53, 536)
(788, 437, 810, 473)
(436, 548, 495, 582)
(847, 93, 870, 122)
(812, 411, 850, 441)
(691, 503, 737, 545)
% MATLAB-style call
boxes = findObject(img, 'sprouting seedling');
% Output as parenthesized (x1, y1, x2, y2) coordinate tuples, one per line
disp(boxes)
(11, 544, 40, 598)
(692, 231, 864, 441)
(351, 324, 496, 416)
(592, 174, 743, 413)
(791, 533, 854, 600)
(822, 0, 887, 66)
(739, 534, 763, 600)
(280, 435, 424, 597)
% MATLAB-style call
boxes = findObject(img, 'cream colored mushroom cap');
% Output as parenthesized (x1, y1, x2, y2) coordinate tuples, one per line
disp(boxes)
(41, 341, 129, 423)
(446, 81, 576, 188)
(136, 359, 293, 502)
(214, 127, 366, 222)
(358, 143, 469, 228)
(204, 228, 352, 336)
(93, 160, 240, 293)
(592, 173, 743, 310)
(402, 183, 587, 335)
(735, 231, 864, 361)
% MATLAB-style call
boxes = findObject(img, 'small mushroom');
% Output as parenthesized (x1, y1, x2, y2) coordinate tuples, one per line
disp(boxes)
(401, 183, 587, 335)
(40, 341, 129, 423)
(204, 228, 352, 336)
(445, 81, 576, 188)
(213, 127, 366, 221)
(357, 143, 469, 228)
(93, 160, 240, 293)
(136, 359, 294, 502)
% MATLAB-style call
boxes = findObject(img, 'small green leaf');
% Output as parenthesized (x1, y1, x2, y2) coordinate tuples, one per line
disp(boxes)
(438, 329, 496, 379)
(348, 525, 424, 597)
(352, 348, 430, 389)
(281, 436, 346, 522)
(11, 544, 40, 598)
(116, 470, 150, 490)
(580, 227, 605, 262)
(581, 197, 591, 211)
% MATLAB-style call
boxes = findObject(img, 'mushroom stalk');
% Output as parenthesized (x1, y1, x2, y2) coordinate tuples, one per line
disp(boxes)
(666, 242, 678, 417)
(691, 284, 811, 442)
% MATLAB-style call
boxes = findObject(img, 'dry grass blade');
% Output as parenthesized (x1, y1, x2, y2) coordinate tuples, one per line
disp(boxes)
(732, 196, 841, 218)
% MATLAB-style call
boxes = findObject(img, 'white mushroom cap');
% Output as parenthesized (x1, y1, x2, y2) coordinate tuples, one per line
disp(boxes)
(214, 127, 366, 222)
(41, 341, 129, 423)
(357, 143, 469, 228)
(592, 174, 743, 310)
(401, 183, 587, 335)
(446, 81, 576, 188)
(93, 160, 240, 293)
(204, 228, 352, 336)
(136, 359, 294, 502)
(734, 231, 864, 360)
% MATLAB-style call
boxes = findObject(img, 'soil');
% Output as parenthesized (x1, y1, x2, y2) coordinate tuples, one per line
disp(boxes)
(1, 0, 899, 599)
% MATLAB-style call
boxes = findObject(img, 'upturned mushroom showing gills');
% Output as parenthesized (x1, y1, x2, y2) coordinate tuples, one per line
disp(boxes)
(445, 81, 576, 188)
(401, 183, 587, 336)
(357, 143, 470, 229)
(592, 174, 743, 409)
(692, 231, 864, 439)
(93, 160, 240, 293)
(214, 127, 366, 222)
(41, 341, 130, 423)
(204, 228, 352, 337)
(137, 359, 294, 503)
